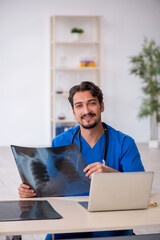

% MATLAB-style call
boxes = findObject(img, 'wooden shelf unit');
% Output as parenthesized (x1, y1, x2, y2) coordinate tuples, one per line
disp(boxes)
(50, 15, 103, 139)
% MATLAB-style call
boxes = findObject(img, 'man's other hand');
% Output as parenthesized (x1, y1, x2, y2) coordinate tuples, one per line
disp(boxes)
(83, 162, 119, 179)
(18, 183, 36, 198)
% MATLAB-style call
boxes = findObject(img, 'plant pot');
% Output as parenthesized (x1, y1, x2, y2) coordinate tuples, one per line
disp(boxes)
(149, 113, 159, 148)
(71, 33, 80, 42)
(149, 140, 159, 148)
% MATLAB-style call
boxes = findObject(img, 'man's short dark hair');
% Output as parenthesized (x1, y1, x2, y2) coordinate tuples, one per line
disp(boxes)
(68, 81, 103, 108)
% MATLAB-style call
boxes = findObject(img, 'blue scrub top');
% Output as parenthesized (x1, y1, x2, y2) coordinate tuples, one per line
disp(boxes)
(51, 123, 144, 173)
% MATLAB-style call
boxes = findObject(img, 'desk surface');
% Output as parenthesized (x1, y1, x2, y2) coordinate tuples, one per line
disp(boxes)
(0, 193, 160, 236)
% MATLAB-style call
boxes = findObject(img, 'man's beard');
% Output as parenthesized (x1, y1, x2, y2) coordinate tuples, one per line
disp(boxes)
(81, 121, 97, 129)
(78, 113, 100, 129)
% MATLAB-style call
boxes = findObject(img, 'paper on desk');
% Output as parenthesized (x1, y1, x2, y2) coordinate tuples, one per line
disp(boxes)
(11, 144, 90, 197)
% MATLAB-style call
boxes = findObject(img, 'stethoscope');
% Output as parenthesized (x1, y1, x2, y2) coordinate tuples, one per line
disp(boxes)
(71, 122, 109, 165)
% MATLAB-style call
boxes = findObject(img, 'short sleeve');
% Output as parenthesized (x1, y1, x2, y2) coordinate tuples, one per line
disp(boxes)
(120, 136, 145, 172)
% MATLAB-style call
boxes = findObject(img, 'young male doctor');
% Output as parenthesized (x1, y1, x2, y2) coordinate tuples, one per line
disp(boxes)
(18, 81, 144, 239)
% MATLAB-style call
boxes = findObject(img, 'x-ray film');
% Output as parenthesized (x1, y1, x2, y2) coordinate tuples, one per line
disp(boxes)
(11, 144, 90, 197)
(0, 200, 62, 221)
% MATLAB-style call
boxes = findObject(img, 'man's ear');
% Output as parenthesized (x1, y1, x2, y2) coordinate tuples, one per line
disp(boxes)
(100, 102, 104, 113)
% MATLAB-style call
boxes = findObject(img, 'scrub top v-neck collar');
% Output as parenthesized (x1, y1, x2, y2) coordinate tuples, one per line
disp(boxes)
(80, 133, 106, 165)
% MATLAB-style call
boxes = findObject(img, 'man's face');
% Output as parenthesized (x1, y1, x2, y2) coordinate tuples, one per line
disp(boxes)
(72, 90, 104, 129)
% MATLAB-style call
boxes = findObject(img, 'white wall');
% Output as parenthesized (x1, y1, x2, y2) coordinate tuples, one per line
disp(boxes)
(0, 0, 160, 146)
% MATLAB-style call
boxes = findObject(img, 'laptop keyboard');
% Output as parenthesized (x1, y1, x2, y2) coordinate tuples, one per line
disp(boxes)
(78, 201, 88, 209)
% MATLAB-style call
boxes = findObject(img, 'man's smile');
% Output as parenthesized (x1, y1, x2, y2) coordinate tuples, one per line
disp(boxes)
(81, 113, 96, 121)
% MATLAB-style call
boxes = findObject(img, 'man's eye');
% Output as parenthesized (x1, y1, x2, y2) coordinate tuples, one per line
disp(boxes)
(89, 102, 96, 105)
(75, 105, 82, 109)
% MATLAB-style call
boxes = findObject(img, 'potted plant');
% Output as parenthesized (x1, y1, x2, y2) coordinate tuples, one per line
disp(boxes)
(71, 27, 84, 42)
(129, 38, 160, 148)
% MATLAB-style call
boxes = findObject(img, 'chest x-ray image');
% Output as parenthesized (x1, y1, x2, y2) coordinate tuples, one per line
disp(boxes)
(0, 200, 62, 221)
(11, 144, 90, 197)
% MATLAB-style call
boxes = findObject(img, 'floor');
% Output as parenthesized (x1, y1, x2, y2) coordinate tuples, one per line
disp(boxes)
(0, 144, 160, 239)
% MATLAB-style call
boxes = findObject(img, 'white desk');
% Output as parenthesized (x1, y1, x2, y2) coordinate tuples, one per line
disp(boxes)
(0, 193, 160, 236)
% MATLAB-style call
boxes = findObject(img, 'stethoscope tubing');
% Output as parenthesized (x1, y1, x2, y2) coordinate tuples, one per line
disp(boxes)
(71, 123, 109, 165)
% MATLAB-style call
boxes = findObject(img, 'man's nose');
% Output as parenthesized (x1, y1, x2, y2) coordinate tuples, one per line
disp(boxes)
(82, 104, 90, 114)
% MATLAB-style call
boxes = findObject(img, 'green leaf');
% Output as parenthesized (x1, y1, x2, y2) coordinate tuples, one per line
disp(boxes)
(129, 37, 160, 118)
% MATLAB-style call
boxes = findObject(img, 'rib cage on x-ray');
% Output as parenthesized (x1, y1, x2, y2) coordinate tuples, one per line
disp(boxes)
(11, 144, 90, 197)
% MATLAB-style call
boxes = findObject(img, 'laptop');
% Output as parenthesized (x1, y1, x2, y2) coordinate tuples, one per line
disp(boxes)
(79, 171, 154, 212)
